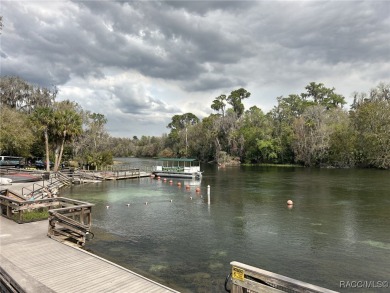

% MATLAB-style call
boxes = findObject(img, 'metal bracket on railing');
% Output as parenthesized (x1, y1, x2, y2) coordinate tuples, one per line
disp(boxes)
(86, 231, 95, 241)
(224, 273, 232, 292)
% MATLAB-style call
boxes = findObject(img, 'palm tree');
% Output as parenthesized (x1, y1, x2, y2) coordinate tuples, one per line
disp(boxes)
(31, 107, 54, 171)
(211, 94, 227, 117)
(52, 102, 82, 171)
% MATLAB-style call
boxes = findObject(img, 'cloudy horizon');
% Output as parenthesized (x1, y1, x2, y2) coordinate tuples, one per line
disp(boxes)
(2, 0, 389, 137)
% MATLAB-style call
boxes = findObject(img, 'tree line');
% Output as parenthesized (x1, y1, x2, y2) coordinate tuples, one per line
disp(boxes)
(0, 76, 112, 171)
(1, 76, 389, 169)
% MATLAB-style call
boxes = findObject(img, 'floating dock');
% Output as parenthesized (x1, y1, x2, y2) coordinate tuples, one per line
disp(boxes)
(0, 218, 179, 293)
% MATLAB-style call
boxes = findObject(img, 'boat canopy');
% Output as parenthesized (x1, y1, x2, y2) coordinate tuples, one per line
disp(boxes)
(157, 158, 197, 162)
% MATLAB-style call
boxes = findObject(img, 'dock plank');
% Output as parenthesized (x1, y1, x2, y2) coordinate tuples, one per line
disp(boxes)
(0, 217, 179, 293)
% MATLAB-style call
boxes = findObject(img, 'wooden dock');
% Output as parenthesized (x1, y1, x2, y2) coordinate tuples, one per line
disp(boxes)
(70, 170, 151, 183)
(0, 218, 179, 293)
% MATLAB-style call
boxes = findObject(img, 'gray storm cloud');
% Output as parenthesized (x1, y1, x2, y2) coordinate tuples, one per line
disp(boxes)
(1, 0, 389, 137)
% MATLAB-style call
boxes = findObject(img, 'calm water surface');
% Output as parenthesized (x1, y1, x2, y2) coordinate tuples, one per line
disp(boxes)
(62, 158, 390, 292)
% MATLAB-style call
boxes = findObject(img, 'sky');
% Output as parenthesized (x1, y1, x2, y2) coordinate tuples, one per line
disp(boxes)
(1, 0, 389, 138)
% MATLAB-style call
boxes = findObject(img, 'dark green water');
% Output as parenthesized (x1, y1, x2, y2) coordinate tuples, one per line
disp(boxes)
(62, 159, 390, 292)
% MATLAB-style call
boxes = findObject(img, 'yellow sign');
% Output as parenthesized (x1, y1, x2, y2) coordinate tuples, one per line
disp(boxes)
(232, 266, 245, 281)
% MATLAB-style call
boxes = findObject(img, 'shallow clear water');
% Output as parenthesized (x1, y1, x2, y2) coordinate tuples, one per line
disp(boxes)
(62, 159, 390, 292)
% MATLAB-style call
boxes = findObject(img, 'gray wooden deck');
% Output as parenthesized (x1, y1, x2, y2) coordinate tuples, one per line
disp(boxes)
(0, 217, 179, 293)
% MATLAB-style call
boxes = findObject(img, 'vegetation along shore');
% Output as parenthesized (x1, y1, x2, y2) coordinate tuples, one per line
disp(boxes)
(0, 75, 389, 170)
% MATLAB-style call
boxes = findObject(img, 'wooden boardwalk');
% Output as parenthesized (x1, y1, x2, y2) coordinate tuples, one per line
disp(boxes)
(0, 218, 179, 293)
(71, 170, 152, 183)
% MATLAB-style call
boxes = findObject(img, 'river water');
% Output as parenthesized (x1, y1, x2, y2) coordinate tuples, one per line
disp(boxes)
(61, 158, 390, 292)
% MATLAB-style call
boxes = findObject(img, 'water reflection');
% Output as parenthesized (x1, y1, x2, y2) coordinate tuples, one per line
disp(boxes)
(62, 162, 390, 292)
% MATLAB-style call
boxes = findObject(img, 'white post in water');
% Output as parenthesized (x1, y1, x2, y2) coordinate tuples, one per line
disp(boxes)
(207, 185, 210, 205)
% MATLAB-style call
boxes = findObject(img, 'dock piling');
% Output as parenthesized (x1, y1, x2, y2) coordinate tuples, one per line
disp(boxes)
(207, 185, 210, 205)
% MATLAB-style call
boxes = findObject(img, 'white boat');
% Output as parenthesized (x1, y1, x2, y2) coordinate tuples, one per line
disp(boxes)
(0, 177, 12, 185)
(152, 158, 202, 180)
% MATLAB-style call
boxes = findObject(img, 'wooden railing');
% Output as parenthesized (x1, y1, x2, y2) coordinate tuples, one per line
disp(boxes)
(21, 182, 45, 198)
(105, 169, 141, 179)
(55, 171, 72, 185)
(70, 168, 142, 181)
(227, 261, 338, 293)
(0, 195, 56, 222)
(19, 174, 70, 199)
(48, 199, 93, 247)
(0, 196, 94, 247)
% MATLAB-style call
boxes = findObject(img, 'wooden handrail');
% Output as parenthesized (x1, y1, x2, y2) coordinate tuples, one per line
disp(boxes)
(0, 196, 94, 243)
(229, 261, 338, 293)
(48, 201, 94, 246)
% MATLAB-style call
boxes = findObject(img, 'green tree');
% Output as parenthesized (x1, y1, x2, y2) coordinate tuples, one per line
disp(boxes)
(134, 135, 164, 157)
(292, 106, 349, 167)
(238, 106, 279, 163)
(328, 110, 356, 167)
(302, 82, 346, 109)
(0, 106, 34, 156)
(352, 83, 390, 169)
(73, 112, 114, 169)
(275, 94, 310, 117)
(227, 88, 251, 118)
(213, 110, 241, 161)
(109, 137, 136, 157)
(167, 113, 199, 130)
(268, 95, 306, 163)
(167, 113, 199, 157)
(30, 107, 55, 171)
(238, 106, 265, 162)
(0, 76, 56, 113)
(211, 94, 227, 117)
(51, 101, 83, 171)
(194, 114, 220, 161)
